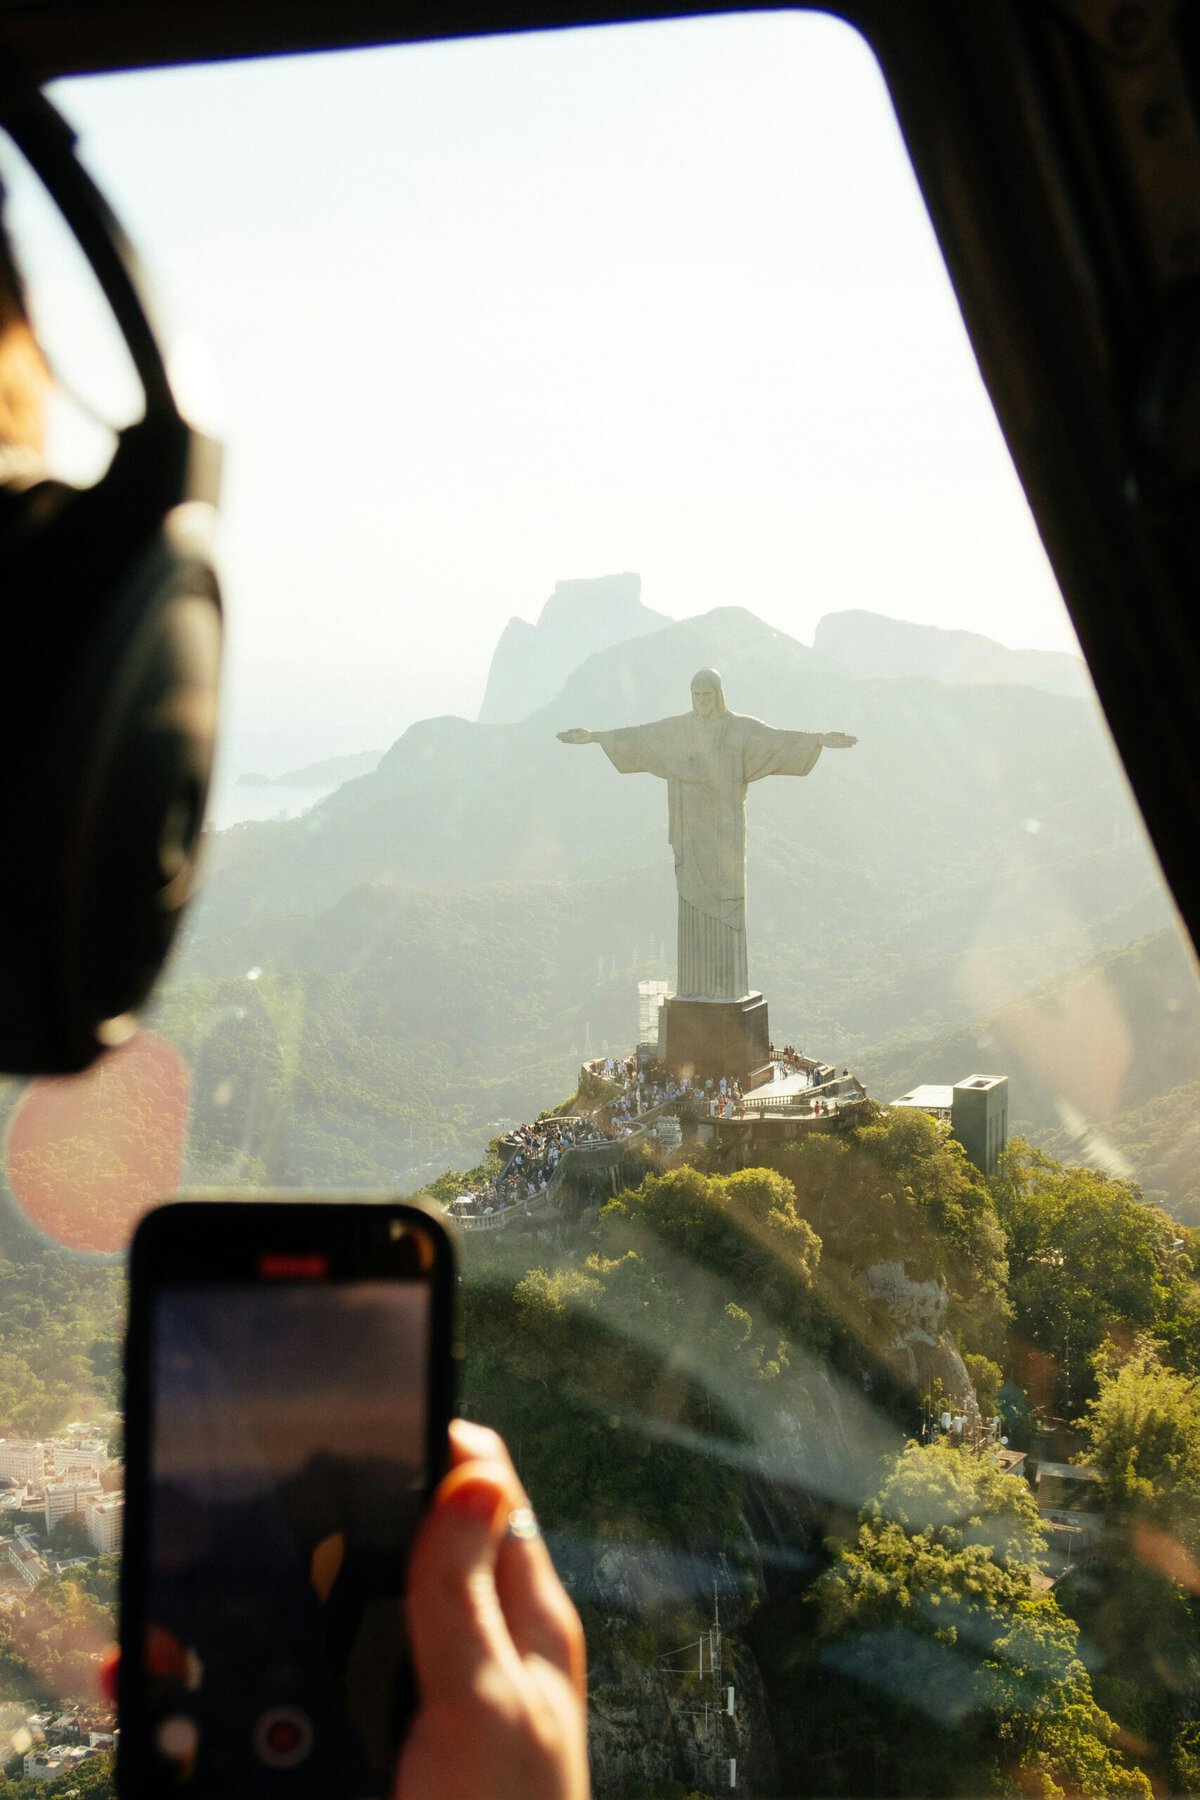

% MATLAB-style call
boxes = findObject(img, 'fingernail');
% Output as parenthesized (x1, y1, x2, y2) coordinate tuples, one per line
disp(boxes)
(440, 1470, 507, 1530)
(450, 1419, 503, 1460)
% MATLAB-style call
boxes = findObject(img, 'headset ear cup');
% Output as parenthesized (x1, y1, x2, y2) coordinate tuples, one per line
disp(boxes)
(1, 94, 224, 1077)
(48, 502, 221, 1071)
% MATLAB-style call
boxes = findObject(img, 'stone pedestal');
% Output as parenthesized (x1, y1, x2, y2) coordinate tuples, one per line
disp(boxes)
(658, 992, 772, 1090)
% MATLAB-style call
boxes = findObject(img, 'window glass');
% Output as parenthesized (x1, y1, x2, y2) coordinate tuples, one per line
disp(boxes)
(0, 132, 136, 482)
(2, 13, 1200, 1797)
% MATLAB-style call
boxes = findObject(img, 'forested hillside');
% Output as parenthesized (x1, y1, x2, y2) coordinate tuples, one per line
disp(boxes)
(867, 928, 1200, 1218)
(452, 1106, 1200, 1797)
(2, 1100, 1195, 1796)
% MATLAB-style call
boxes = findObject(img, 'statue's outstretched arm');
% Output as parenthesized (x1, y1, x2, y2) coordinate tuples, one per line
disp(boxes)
(557, 729, 595, 745)
(820, 733, 857, 748)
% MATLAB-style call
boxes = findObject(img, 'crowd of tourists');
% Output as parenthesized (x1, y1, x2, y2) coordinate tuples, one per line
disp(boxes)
(448, 1113, 612, 1220)
(602, 1059, 753, 1121)
(601, 1062, 696, 1133)
(500, 1114, 609, 1185)
(597, 1054, 637, 1086)
(593, 1054, 765, 1122)
(448, 1044, 859, 1226)
(701, 1074, 746, 1118)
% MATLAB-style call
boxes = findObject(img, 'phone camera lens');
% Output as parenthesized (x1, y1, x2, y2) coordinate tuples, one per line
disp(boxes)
(253, 1706, 313, 1769)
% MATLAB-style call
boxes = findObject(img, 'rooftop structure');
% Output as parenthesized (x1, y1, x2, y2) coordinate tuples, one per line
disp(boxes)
(24, 1746, 95, 1783)
(52, 1439, 109, 1477)
(891, 1073, 1009, 1173)
(893, 1084, 953, 1120)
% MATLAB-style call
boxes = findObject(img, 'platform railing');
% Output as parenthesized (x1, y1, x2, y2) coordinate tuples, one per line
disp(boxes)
(453, 1126, 650, 1232)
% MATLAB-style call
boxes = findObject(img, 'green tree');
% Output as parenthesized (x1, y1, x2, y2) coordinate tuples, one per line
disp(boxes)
(599, 1164, 821, 1339)
(1171, 1721, 1200, 1796)
(992, 1141, 1189, 1409)
(798, 1442, 1149, 1797)
(461, 1165, 830, 1552)
(779, 1106, 1009, 1361)
(1052, 1340, 1200, 1785)
(48, 1512, 93, 1558)
(2, 1751, 115, 1800)
(964, 1353, 1002, 1417)
(1079, 1335, 1200, 1543)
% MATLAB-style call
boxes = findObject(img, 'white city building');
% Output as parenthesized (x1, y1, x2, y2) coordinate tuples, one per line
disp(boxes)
(0, 1439, 47, 1486)
(85, 1493, 124, 1555)
(24, 1747, 95, 1783)
(7, 1537, 50, 1590)
(43, 1473, 102, 1533)
(51, 1438, 109, 1477)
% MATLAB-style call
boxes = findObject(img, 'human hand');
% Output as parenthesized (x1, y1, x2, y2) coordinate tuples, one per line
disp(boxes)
(556, 729, 593, 745)
(821, 732, 857, 748)
(397, 1419, 589, 1800)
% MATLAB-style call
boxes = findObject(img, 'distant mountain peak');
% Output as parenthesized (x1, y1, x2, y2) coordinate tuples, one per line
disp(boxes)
(813, 609, 1088, 698)
(537, 571, 643, 627)
(477, 572, 669, 724)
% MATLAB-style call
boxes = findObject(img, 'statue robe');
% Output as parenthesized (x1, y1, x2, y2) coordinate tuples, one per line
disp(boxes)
(594, 711, 823, 1000)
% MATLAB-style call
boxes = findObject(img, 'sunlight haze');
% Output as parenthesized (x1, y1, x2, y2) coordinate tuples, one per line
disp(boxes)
(40, 12, 1077, 795)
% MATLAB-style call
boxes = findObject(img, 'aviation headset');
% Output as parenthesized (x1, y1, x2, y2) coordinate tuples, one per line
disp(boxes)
(0, 82, 222, 1075)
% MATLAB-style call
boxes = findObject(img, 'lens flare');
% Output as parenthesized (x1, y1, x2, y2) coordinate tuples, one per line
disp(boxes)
(4, 1031, 189, 1254)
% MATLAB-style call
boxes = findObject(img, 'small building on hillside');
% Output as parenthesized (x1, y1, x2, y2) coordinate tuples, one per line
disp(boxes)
(892, 1073, 1009, 1174)
(1033, 1459, 1104, 1569)
(23, 1746, 95, 1783)
(952, 1075, 1009, 1175)
(893, 1084, 953, 1124)
(1033, 1459, 1104, 1540)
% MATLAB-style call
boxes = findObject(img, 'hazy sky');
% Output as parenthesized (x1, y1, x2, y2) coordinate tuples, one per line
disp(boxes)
(18, 13, 1078, 781)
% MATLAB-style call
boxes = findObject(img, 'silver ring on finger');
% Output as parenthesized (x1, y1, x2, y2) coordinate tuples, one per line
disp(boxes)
(505, 1505, 540, 1542)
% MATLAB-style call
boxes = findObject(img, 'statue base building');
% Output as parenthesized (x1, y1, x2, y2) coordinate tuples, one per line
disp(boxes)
(658, 992, 773, 1091)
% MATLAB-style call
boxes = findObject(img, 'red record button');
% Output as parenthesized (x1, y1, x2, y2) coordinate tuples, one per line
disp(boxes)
(253, 1706, 313, 1769)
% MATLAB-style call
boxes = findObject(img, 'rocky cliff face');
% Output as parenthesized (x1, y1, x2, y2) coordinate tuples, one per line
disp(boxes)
(863, 1258, 977, 1409)
(477, 573, 669, 723)
(587, 1624, 776, 1800)
(558, 1358, 906, 1797)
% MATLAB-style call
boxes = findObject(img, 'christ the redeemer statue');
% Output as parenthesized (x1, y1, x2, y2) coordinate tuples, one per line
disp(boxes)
(558, 669, 856, 1002)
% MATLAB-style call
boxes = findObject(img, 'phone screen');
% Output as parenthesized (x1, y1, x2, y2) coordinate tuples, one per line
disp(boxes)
(141, 1277, 429, 1799)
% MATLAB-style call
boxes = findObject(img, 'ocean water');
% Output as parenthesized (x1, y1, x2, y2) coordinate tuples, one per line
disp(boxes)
(205, 781, 332, 832)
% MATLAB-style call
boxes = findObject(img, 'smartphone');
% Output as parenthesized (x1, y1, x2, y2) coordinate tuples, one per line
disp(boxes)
(117, 1199, 457, 1800)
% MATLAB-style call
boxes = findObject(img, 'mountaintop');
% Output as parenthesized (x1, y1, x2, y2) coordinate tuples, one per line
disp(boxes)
(814, 608, 1088, 698)
(237, 749, 382, 788)
(477, 572, 669, 724)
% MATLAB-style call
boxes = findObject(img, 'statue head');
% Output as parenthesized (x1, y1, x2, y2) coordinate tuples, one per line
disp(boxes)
(690, 669, 726, 721)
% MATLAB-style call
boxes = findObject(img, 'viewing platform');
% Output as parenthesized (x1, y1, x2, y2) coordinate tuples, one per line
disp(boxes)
(739, 1067, 867, 1117)
(449, 1046, 870, 1236)
(449, 1120, 651, 1233)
